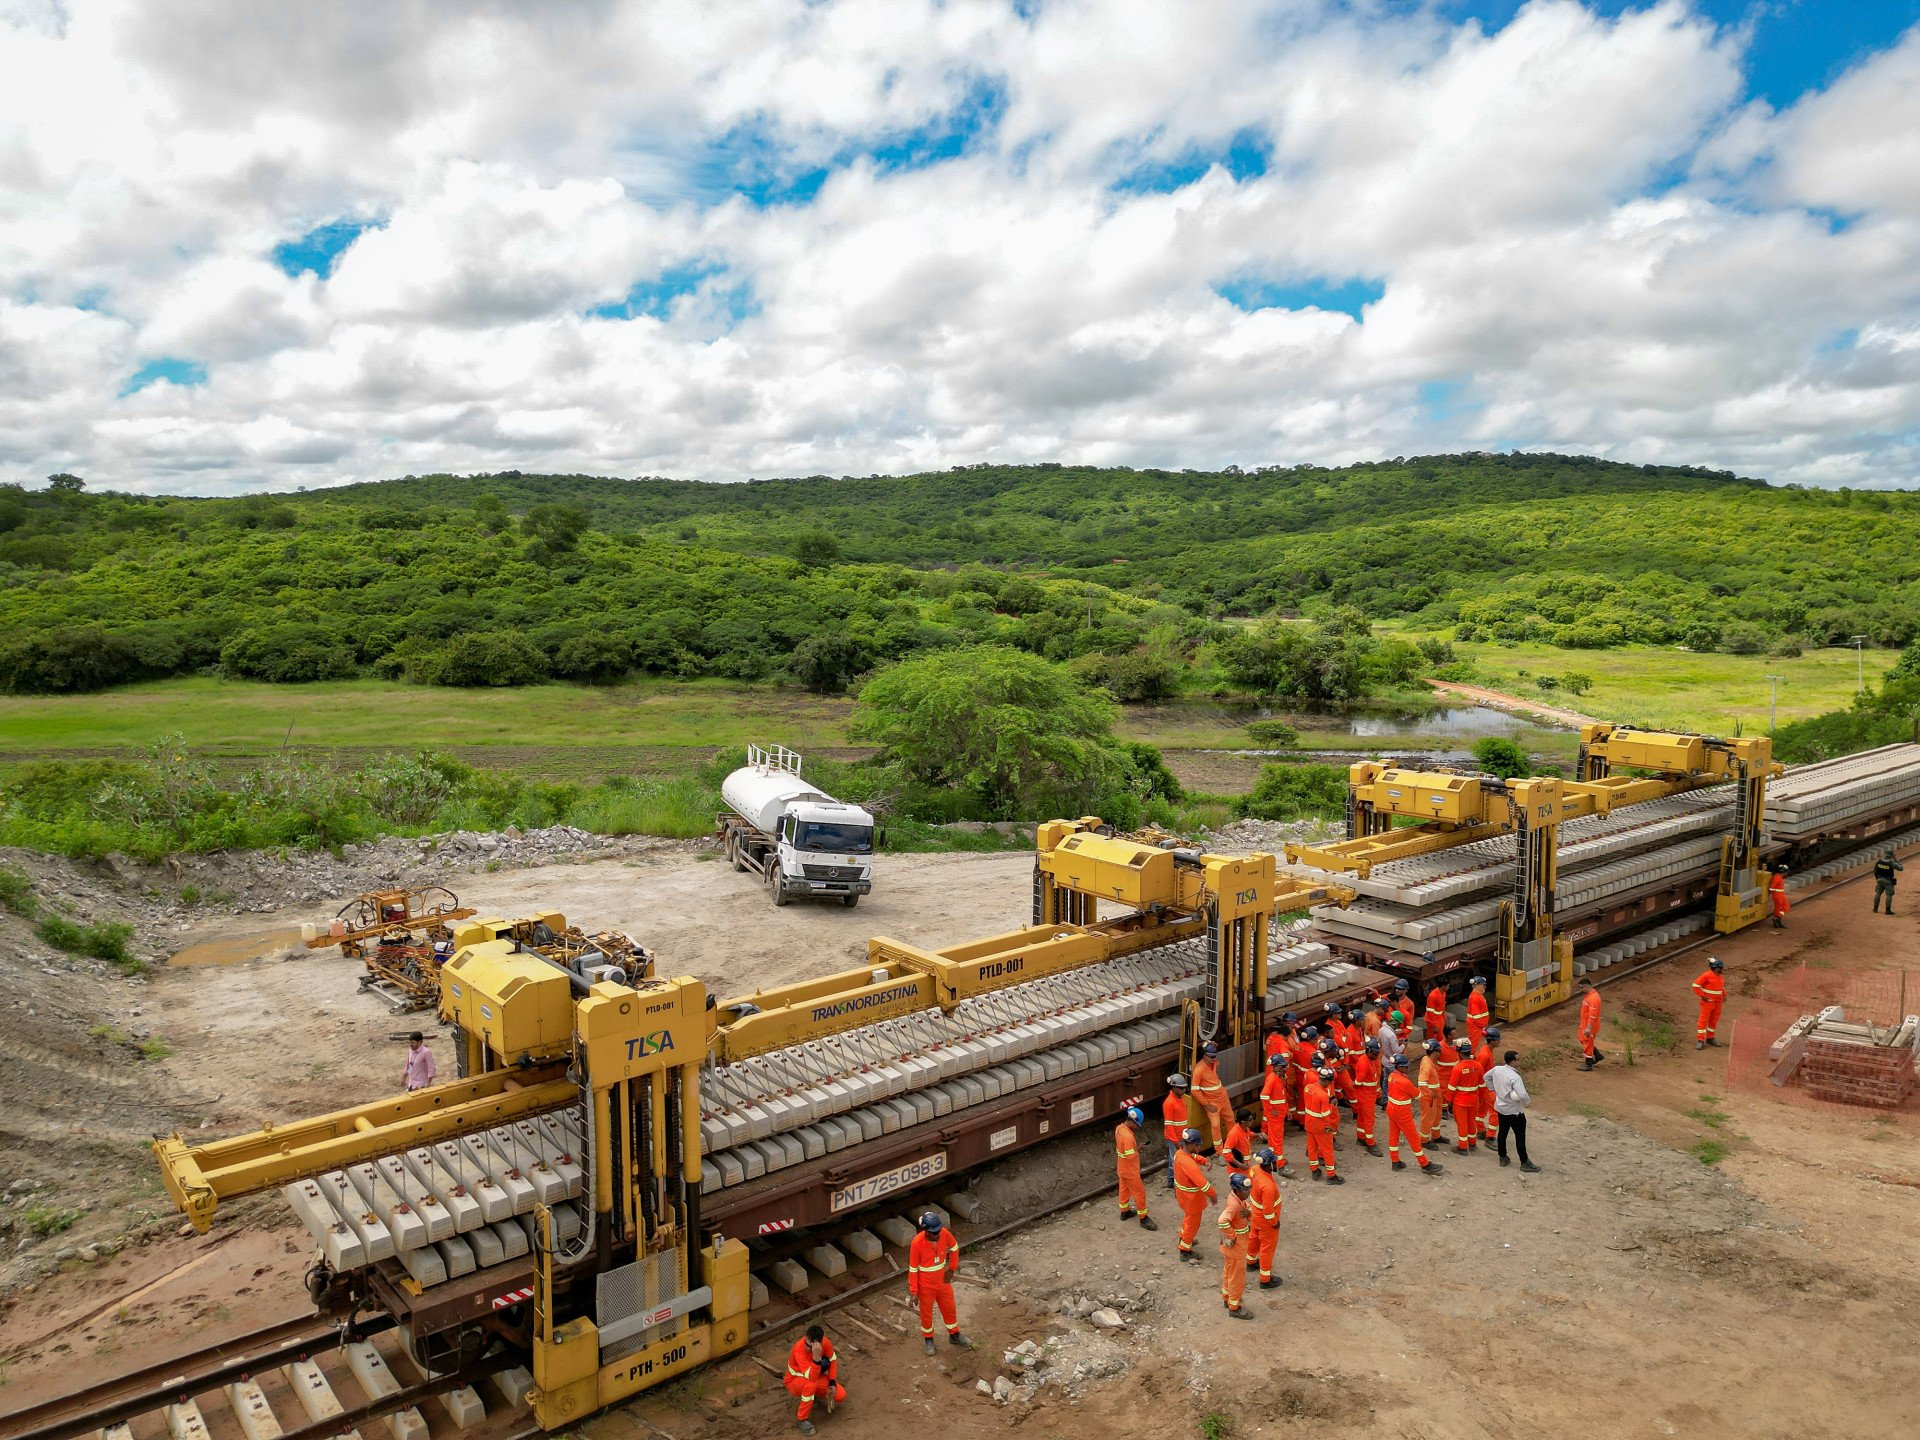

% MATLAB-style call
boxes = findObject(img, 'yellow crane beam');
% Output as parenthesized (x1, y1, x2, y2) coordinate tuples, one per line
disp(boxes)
(155, 1065, 574, 1232)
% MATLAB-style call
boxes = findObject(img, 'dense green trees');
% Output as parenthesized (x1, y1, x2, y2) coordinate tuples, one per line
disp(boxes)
(1, 454, 1915, 696)
(1772, 640, 1920, 762)
(850, 646, 1128, 818)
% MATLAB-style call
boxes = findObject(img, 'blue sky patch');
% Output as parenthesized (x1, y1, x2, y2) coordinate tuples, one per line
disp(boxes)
(121, 357, 207, 396)
(1217, 275, 1384, 320)
(1427, 1, 1916, 111)
(589, 263, 758, 330)
(1113, 128, 1271, 194)
(271, 218, 378, 279)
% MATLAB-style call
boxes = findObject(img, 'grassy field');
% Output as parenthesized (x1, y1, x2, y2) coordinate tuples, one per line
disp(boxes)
(0, 676, 855, 755)
(1448, 641, 1897, 736)
(0, 641, 1897, 778)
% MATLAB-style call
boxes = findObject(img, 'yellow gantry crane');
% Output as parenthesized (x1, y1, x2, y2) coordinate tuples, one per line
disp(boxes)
(1286, 725, 1779, 1022)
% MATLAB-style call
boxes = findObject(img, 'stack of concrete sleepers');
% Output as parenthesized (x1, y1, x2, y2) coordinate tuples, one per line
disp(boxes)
(284, 1112, 586, 1283)
(1764, 744, 1920, 838)
(697, 936, 1352, 1195)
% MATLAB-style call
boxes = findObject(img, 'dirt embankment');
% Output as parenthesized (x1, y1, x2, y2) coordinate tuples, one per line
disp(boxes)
(2, 841, 1916, 1440)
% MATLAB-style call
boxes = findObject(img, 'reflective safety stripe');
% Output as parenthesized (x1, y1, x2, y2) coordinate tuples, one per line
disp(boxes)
(1116, 1147, 1136, 1159)
(1387, 1097, 1414, 1109)
(1176, 1181, 1211, 1194)
(910, 1262, 949, 1273)
(789, 1365, 814, 1379)
(1193, 1082, 1224, 1093)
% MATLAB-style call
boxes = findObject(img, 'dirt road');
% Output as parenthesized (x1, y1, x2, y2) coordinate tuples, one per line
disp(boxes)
(1426, 677, 1601, 729)
(2, 847, 1916, 1440)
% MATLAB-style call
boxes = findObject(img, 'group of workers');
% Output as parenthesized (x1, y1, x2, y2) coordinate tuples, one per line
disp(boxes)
(785, 1207, 972, 1433)
(779, 849, 1911, 1423)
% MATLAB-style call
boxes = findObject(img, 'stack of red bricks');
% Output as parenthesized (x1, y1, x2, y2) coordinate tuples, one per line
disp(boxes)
(1799, 1017, 1919, 1108)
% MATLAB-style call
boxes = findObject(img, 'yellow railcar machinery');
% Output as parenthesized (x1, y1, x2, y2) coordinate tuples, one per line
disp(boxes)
(1286, 725, 1778, 1022)
(152, 821, 1351, 1426)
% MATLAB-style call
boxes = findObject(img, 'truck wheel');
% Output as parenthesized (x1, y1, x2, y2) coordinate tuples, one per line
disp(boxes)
(768, 870, 790, 907)
(728, 835, 744, 872)
(841, 894, 859, 909)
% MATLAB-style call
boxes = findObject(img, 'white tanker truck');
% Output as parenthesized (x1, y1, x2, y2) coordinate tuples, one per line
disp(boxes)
(718, 744, 876, 907)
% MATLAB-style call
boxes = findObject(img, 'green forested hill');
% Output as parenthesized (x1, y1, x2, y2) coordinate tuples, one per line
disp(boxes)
(1, 454, 1916, 694)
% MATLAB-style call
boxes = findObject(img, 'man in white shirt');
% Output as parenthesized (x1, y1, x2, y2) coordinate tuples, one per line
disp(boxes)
(1484, 1050, 1541, 1173)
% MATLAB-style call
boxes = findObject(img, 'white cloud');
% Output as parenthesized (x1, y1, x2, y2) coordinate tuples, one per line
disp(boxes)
(0, 0, 1914, 493)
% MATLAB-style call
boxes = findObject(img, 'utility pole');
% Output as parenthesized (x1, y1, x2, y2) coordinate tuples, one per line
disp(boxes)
(1851, 635, 1868, 694)
(1765, 674, 1782, 735)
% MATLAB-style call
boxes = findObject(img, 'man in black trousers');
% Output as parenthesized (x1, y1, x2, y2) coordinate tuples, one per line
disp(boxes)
(1484, 1049, 1541, 1174)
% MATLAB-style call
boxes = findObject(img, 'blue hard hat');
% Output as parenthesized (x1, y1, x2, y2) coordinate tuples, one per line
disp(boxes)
(1255, 1147, 1278, 1170)
(1709, 957, 1724, 971)
(1485, 1027, 1501, 1041)
(1125, 1105, 1144, 1126)
(1267, 1051, 1287, 1067)
(1364, 1039, 1380, 1054)
(919, 1212, 943, 1235)
(1302, 1025, 1319, 1039)
(1229, 1173, 1252, 1194)
(1202, 1041, 1219, 1058)
(1182, 1127, 1204, 1146)
(1391, 1054, 1410, 1069)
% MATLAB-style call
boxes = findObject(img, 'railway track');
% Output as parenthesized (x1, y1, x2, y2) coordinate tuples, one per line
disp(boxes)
(0, 1309, 527, 1440)
(1, 1148, 1123, 1440)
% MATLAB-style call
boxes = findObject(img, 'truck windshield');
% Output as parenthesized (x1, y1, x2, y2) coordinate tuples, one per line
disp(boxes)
(794, 822, 873, 855)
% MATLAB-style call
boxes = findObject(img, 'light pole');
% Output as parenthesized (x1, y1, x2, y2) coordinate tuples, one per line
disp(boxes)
(1765, 674, 1782, 735)
(1851, 635, 1867, 694)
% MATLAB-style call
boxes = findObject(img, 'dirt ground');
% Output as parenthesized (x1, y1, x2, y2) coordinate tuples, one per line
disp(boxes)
(2, 849, 1917, 1440)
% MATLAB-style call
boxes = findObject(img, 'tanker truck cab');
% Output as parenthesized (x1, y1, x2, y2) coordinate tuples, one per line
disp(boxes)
(718, 745, 877, 907)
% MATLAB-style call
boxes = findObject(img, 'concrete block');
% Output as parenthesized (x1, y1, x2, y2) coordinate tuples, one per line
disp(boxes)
(101, 1426, 134, 1440)
(438, 1233, 476, 1279)
(282, 1361, 360, 1440)
(807, 1243, 848, 1278)
(166, 1403, 212, 1440)
(489, 1219, 529, 1261)
(491, 1367, 534, 1406)
(944, 1191, 983, 1222)
(397, 1244, 447, 1288)
(844, 1229, 883, 1263)
(748, 1274, 771, 1310)
(876, 1215, 917, 1247)
(769, 1258, 809, 1294)
(343, 1343, 428, 1440)
(224, 1381, 282, 1440)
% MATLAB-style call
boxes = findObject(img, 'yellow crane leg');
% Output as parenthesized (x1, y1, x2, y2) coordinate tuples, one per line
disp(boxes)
(155, 1066, 573, 1232)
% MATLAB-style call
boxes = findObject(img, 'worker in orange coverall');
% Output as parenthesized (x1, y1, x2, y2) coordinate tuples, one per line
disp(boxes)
(1290, 1026, 1320, 1109)
(1259, 1051, 1290, 1170)
(1350, 1039, 1383, 1155)
(1302, 1066, 1343, 1184)
(1248, 1148, 1282, 1288)
(1113, 1106, 1157, 1231)
(1222, 1111, 1257, 1177)
(907, 1212, 969, 1355)
(1385, 1055, 1444, 1175)
(1693, 957, 1727, 1048)
(1190, 1041, 1234, 1149)
(1578, 980, 1605, 1071)
(1174, 1127, 1216, 1262)
(785, 1324, 846, 1435)
(1475, 1027, 1503, 1144)
(1160, 1074, 1191, 1189)
(1465, 975, 1491, 1050)
(1424, 982, 1448, 1042)
(1448, 1044, 1485, 1154)
(1417, 1038, 1446, 1145)
(1217, 1171, 1255, 1319)
(1769, 868, 1790, 930)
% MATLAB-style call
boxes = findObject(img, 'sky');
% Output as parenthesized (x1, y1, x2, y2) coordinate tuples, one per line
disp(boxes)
(1, 0, 1918, 495)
